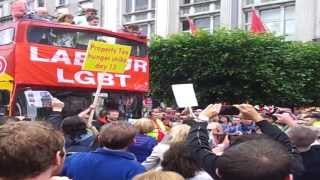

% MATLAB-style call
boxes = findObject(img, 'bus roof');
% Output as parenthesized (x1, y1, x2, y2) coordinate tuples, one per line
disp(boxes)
(2, 19, 148, 44)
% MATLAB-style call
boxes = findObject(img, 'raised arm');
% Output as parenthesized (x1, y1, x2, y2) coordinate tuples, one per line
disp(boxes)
(186, 104, 222, 178)
(236, 104, 304, 176)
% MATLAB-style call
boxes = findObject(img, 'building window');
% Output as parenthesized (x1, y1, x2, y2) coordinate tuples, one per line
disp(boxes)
(37, 0, 45, 7)
(150, 23, 155, 34)
(135, 0, 148, 11)
(194, 4, 210, 13)
(124, 0, 155, 23)
(183, 0, 191, 4)
(56, 0, 68, 7)
(194, 17, 210, 30)
(0, 5, 3, 18)
(194, 0, 210, 3)
(126, 0, 132, 13)
(180, 0, 220, 32)
(244, 5, 295, 40)
(182, 20, 190, 31)
(245, 0, 289, 5)
(212, 15, 220, 30)
(123, 0, 155, 37)
(151, 0, 155, 8)
(214, 1, 220, 10)
(0, 28, 14, 45)
(181, 15, 220, 32)
(245, 0, 254, 5)
(261, 8, 281, 35)
(124, 16, 132, 23)
(134, 12, 148, 21)
(139, 24, 148, 35)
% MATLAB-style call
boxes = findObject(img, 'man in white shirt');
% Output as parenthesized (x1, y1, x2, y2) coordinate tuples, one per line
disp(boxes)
(74, 8, 97, 26)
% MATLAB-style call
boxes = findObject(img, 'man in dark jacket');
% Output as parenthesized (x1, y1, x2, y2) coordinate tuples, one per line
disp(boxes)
(287, 126, 320, 180)
(61, 121, 145, 180)
(186, 104, 304, 180)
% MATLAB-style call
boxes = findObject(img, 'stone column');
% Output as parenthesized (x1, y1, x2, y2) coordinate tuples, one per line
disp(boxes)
(102, 0, 122, 31)
(220, 0, 239, 29)
(155, 0, 179, 37)
(295, 0, 316, 41)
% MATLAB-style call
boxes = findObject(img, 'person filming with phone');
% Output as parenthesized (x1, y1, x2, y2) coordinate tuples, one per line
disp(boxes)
(186, 103, 304, 180)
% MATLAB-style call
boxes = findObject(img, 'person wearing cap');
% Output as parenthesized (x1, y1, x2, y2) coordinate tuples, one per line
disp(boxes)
(57, 13, 74, 24)
(74, 8, 97, 26)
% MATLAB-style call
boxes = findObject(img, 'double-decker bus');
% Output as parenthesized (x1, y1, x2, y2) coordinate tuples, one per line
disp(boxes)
(0, 19, 149, 119)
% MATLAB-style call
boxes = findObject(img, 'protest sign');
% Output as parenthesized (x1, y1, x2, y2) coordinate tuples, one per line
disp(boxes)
(24, 91, 53, 108)
(82, 40, 131, 126)
(172, 84, 198, 108)
(82, 40, 132, 74)
(92, 93, 109, 98)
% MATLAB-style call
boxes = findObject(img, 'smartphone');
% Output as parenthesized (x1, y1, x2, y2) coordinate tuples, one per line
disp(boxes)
(219, 105, 240, 115)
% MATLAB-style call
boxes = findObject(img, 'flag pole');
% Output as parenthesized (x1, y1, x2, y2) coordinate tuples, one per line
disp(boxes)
(88, 78, 103, 127)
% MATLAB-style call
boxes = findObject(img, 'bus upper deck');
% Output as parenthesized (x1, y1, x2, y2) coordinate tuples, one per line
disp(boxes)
(0, 19, 149, 118)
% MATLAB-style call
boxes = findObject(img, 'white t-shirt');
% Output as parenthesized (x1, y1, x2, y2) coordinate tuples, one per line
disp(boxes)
(74, 16, 88, 26)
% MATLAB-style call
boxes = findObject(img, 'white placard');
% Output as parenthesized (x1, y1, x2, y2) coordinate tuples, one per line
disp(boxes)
(172, 84, 198, 108)
(92, 93, 109, 98)
(24, 91, 53, 108)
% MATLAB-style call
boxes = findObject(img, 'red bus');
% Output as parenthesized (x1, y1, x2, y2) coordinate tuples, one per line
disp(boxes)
(0, 19, 149, 119)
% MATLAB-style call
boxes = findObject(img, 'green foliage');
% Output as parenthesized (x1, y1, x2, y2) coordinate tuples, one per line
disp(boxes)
(149, 29, 320, 107)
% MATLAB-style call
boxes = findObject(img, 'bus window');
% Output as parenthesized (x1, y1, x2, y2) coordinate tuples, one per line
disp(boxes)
(0, 28, 14, 45)
(27, 26, 147, 57)
(28, 27, 51, 45)
(0, 90, 10, 106)
(0, 90, 10, 115)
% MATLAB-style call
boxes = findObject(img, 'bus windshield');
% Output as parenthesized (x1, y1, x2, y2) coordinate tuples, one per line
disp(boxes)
(27, 26, 147, 57)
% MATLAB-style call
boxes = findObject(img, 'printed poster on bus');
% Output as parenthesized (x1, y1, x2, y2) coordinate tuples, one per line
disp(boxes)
(82, 40, 132, 74)
(24, 91, 53, 108)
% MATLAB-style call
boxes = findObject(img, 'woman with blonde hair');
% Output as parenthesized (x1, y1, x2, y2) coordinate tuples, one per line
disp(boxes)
(128, 118, 158, 162)
(133, 171, 184, 180)
(142, 124, 191, 170)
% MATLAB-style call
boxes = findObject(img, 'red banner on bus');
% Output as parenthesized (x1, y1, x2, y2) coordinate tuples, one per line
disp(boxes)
(14, 44, 149, 92)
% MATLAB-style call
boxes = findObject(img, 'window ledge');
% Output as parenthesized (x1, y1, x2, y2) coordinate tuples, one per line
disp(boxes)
(56, 4, 68, 8)
(124, 9, 155, 15)
(78, 0, 91, 3)
(123, 19, 155, 25)
(180, 10, 220, 18)
(243, 0, 295, 9)
(180, 0, 218, 8)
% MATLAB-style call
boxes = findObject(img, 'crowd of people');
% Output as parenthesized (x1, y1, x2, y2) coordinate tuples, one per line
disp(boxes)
(0, 96, 319, 180)
(10, 0, 100, 26)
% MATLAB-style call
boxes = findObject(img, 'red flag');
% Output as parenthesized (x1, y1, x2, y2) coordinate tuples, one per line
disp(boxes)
(251, 9, 266, 33)
(187, 17, 197, 34)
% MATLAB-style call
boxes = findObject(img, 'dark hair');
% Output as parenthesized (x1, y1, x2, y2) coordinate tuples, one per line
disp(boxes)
(229, 133, 269, 146)
(0, 121, 64, 179)
(162, 142, 201, 178)
(216, 139, 290, 180)
(99, 109, 108, 117)
(219, 116, 231, 123)
(62, 116, 87, 140)
(182, 117, 196, 126)
(87, 15, 99, 22)
(99, 121, 137, 149)
(107, 109, 119, 115)
(287, 126, 318, 149)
